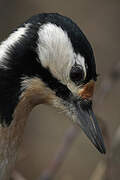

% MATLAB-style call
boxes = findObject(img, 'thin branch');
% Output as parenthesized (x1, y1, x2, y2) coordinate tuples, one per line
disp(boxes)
(37, 125, 79, 180)
(90, 60, 120, 179)
(95, 61, 120, 107)
(90, 116, 111, 180)
(11, 170, 27, 180)
(90, 161, 106, 180)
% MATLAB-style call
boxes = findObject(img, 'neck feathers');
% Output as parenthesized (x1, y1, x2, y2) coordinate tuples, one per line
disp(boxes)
(0, 76, 55, 179)
(0, 23, 39, 126)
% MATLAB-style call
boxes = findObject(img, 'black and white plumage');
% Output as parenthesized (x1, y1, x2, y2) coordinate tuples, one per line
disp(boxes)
(0, 13, 105, 179)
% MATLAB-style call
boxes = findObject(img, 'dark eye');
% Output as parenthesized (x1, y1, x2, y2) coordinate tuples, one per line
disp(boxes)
(70, 65, 84, 84)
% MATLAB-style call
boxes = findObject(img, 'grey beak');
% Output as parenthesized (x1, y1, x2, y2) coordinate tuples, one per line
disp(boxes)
(74, 100, 106, 154)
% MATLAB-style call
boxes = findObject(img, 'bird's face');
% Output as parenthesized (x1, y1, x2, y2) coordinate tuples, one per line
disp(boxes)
(34, 22, 106, 153)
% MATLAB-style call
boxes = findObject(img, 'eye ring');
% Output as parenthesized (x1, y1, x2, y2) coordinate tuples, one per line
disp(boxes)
(70, 64, 84, 85)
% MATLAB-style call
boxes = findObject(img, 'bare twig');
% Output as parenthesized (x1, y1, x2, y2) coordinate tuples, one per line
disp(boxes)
(95, 61, 120, 107)
(90, 60, 120, 180)
(38, 125, 79, 180)
(90, 125, 120, 180)
(11, 170, 27, 180)
(90, 161, 106, 180)
(104, 126, 120, 180)
(90, 116, 111, 180)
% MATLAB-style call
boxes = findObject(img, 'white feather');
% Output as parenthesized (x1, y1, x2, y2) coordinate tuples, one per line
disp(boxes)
(0, 24, 30, 69)
(37, 23, 86, 92)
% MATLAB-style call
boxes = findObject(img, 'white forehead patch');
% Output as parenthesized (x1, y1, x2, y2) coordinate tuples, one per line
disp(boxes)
(0, 24, 29, 69)
(37, 23, 86, 85)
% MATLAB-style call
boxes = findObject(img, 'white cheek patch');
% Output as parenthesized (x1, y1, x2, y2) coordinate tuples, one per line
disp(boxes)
(37, 23, 86, 85)
(37, 23, 75, 84)
(37, 23, 87, 96)
(0, 24, 30, 69)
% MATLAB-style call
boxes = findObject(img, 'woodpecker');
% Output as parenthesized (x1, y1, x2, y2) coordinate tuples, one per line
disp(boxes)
(0, 13, 106, 179)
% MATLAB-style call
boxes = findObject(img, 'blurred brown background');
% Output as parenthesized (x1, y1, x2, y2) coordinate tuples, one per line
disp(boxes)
(0, 0, 120, 179)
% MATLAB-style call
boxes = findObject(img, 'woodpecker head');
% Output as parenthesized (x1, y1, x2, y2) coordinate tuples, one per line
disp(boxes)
(0, 13, 106, 153)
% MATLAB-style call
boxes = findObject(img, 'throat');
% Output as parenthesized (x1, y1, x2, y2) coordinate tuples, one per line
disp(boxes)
(0, 107, 29, 180)
(0, 76, 56, 179)
(0, 85, 35, 179)
(0, 124, 20, 180)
